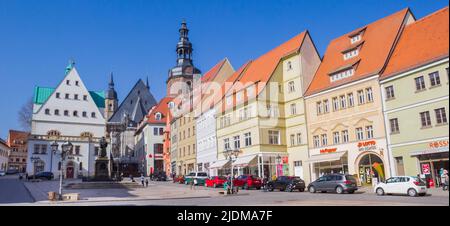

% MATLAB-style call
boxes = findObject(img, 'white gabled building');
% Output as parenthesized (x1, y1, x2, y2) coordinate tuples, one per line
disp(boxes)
(27, 63, 106, 179)
(195, 59, 235, 175)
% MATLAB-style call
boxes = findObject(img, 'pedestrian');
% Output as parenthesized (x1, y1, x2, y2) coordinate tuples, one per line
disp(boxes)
(190, 178, 195, 190)
(140, 174, 145, 187)
(25, 172, 28, 180)
(145, 178, 149, 187)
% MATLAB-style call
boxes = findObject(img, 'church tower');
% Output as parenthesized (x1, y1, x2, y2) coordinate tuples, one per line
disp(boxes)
(105, 72, 118, 120)
(166, 20, 201, 96)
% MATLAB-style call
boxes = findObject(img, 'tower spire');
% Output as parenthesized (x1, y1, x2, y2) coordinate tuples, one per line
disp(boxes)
(176, 20, 193, 67)
(106, 72, 117, 100)
(65, 59, 75, 75)
(109, 72, 115, 88)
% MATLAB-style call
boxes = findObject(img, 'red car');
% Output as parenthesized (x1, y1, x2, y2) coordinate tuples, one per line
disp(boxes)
(205, 176, 227, 188)
(233, 175, 262, 190)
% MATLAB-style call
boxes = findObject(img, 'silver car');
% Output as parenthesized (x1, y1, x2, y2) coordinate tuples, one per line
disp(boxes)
(308, 174, 358, 194)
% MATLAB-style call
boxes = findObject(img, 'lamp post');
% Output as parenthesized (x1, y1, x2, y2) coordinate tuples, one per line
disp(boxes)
(223, 149, 240, 193)
(276, 155, 282, 178)
(52, 141, 73, 200)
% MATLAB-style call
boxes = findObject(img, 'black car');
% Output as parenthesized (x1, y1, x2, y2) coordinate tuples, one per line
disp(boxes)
(29, 172, 54, 180)
(267, 176, 306, 192)
(153, 171, 167, 181)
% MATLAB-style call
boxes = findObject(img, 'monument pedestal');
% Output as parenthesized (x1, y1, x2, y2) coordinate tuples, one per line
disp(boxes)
(94, 157, 110, 181)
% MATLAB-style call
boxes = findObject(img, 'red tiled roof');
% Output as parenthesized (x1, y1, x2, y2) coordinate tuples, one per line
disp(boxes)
(147, 97, 174, 124)
(201, 58, 227, 84)
(218, 32, 308, 113)
(381, 7, 449, 79)
(305, 8, 410, 96)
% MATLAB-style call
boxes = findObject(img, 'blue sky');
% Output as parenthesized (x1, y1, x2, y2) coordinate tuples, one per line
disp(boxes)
(0, 0, 448, 138)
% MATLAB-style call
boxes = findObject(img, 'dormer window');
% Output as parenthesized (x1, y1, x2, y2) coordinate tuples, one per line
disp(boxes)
(343, 49, 359, 60)
(155, 112, 162, 121)
(287, 61, 293, 71)
(66, 80, 70, 85)
(75, 81, 79, 86)
(330, 68, 355, 82)
(350, 34, 361, 44)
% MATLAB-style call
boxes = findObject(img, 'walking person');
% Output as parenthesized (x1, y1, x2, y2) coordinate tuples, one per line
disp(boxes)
(442, 169, 449, 191)
(145, 178, 149, 187)
(140, 174, 145, 187)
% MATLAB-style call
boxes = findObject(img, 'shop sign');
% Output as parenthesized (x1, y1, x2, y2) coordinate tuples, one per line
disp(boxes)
(358, 140, 377, 152)
(422, 164, 430, 175)
(320, 148, 337, 154)
(428, 140, 449, 149)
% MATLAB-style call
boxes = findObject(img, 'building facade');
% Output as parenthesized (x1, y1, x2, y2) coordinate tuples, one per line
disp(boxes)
(106, 78, 157, 177)
(215, 31, 320, 181)
(380, 7, 449, 186)
(135, 97, 173, 176)
(195, 59, 235, 175)
(6, 130, 29, 172)
(304, 9, 415, 185)
(27, 63, 107, 179)
(0, 139, 9, 171)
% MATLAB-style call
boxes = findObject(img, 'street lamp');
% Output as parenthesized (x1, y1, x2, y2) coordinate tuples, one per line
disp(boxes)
(276, 155, 282, 178)
(223, 149, 240, 194)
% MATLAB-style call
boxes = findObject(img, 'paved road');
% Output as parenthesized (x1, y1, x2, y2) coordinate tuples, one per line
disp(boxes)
(0, 175, 34, 204)
(22, 181, 449, 206)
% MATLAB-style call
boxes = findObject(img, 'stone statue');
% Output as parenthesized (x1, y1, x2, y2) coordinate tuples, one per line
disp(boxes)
(99, 136, 108, 158)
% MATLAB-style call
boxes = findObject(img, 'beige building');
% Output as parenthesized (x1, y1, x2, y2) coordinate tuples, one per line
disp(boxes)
(304, 8, 415, 185)
(215, 31, 321, 181)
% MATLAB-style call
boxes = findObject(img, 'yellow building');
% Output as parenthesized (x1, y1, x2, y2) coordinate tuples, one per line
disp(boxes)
(304, 8, 415, 185)
(215, 31, 321, 181)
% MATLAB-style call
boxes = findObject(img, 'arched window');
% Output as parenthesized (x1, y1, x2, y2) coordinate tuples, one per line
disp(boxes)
(54, 109, 59, 115)
(91, 112, 96, 118)
(45, 109, 50, 115)
(73, 111, 78, 117)
(64, 110, 69, 116)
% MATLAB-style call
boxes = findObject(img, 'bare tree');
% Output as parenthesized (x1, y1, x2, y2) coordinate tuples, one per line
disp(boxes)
(18, 97, 33, 132)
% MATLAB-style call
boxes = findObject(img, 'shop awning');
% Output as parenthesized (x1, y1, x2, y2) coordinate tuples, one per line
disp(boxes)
(209, 159, 230, 169)
(306, 151, 347, 164)
(410, 147, 449, 156)
(232, 155, 257, 167)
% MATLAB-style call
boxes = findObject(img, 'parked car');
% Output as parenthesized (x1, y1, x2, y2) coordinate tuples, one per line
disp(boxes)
(173, 175, 185, 184)
(308, 174, 358, 194)
(267, 176, 306, 192)
(233, 175, 262, 190)
(6, 169, 19, 175)
(374, 176, 427, 197)
(184, 172, 208, 186)
(205, 176, 227, 188)
(29, 171, 54, 180)
(153, 171, 167, 181)
(0, 171, 6, 176)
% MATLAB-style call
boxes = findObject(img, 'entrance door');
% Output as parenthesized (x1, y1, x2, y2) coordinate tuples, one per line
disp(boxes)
(358, 153, 385, 185)
(66, 162, 74, 179)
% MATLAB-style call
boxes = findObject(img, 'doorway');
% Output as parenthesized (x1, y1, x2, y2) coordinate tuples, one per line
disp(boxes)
(66, 162, 74, 179)
(358, 153, 385, 186)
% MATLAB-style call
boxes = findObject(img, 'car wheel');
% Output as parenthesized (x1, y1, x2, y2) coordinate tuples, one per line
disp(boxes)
(336, 186, 344, 194)
(286, 185, 293, 192)
(268, 185, 274, 192)
(408, 188, 418, 197)
(376, 188, 385, 196)
(309, 186, 316, 193)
